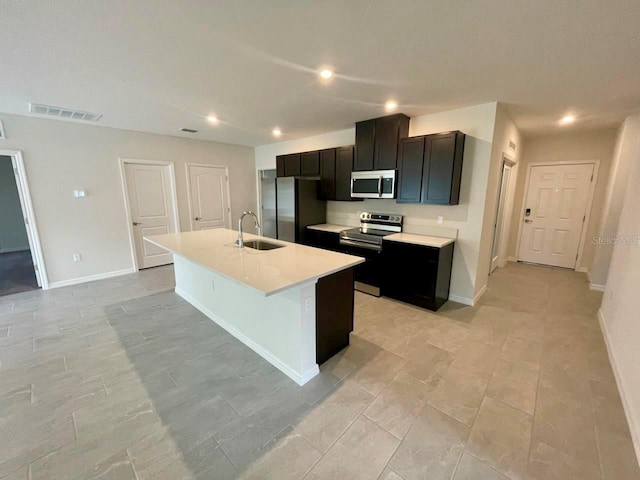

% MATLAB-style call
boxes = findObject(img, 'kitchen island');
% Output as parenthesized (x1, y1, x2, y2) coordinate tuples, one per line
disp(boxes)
(145, 229, 364, 385)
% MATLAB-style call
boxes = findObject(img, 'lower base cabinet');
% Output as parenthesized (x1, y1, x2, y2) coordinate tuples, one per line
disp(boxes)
(381, 240, 454, 311)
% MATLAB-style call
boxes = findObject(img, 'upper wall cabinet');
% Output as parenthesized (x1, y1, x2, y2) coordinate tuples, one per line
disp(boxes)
(301, 151, 320, 176)
(397, 131, 466, 205)
(354, 114, 410, 171)
(276, 153, 301, 177)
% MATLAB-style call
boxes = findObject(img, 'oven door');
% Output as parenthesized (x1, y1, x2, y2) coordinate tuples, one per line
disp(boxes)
(339, 240, 384, 296)
(351, 170, 396, 199)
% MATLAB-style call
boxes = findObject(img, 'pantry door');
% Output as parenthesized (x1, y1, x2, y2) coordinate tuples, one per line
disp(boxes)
(518, 163, 594, 268)
(123, 162, 178, 269)
(187, 164, 231, 230)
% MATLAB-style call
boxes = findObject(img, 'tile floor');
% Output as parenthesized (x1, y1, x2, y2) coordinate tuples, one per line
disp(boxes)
(0, 262, 638, 479)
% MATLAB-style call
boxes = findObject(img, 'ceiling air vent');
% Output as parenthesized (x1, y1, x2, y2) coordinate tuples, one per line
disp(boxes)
(180, 128, 198, 133)
(29, 103, 102, 122)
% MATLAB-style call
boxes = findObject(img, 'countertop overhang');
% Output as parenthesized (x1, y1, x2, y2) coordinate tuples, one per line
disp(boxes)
(145, 229, 365, 296)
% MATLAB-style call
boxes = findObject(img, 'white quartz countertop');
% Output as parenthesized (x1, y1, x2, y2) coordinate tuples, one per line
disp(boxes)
(307, 223, 352, 234)
(145, 229, 365, 296)
(383, 232, 455, 248)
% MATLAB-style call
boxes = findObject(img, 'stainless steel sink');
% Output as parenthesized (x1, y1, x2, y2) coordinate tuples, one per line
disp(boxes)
(240, 240, 285, 251)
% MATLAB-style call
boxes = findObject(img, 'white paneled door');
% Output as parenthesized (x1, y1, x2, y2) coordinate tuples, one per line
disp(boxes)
(518, 163, 594, 268)
(124, 163, 177, 269)
(187, 165, 230, 230)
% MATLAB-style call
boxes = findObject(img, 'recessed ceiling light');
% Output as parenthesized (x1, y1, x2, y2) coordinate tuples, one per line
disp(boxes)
(272, 127, 282, 137)
(385, 100, 398, 112)
(319, 69, 333, 79)
(206, 114, 219, 125)
(559, 114, 576, 125)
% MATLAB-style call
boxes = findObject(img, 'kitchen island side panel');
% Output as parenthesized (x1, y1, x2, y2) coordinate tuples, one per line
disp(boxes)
(172, 254, 319, 385)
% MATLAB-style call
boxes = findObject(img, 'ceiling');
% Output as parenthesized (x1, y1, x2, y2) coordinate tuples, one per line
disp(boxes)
(1, 1, 639, 146)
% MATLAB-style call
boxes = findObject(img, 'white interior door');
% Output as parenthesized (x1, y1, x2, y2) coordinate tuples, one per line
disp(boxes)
(187, 165, 230, 230)
(518, 163, 594, 268)
(124, 163, 177, 269)
(491, 162, 512, 273)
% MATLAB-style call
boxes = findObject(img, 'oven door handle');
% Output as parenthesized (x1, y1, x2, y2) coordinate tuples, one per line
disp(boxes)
(378, 176, 383, 198)
(339, 238, 382, 251)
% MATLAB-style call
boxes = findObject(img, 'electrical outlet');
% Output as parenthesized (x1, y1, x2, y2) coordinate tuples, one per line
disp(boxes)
(437, 216, 444, 225)
(73, 253, 82, 262)
(304, 297, 312, 313)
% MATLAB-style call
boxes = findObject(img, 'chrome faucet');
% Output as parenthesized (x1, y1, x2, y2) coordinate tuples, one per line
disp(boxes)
(237, 211, 261, 248)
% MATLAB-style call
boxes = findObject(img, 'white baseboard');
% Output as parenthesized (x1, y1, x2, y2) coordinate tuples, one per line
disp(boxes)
(449, 284, 487, 307)
(176, 287, 319, 386)
(0, 247, 30, 254)
(590, 283, 606, 292)
(576, 266, 589, 273)
(507, 256, 518, 262)
(598, 308, 640, 466)
(47, 268, 136, 289)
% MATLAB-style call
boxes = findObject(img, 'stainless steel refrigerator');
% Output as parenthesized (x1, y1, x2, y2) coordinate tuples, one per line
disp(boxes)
(274, 177, 326, 244)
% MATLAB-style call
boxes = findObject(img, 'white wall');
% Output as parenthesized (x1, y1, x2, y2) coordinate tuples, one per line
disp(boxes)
(0, 113, 256, 286)
(476, 104, 522, 288)
(506, 128, 618, 273)
(255, 103, 500, 304)
(591, 115, 640, 287)
(599, 114, 640, 463)
(0, 156, 30, 252)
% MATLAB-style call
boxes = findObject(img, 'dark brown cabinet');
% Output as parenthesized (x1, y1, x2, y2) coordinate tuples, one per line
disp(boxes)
(381, 240, 454, 311)
(335, 146, 356, 201)
(354, 114, 409, 171)
(319, 148, 336, 200)
(276, 153, 302, 177)
(397, 131, 465, 205)
(301, 151, 320, 176)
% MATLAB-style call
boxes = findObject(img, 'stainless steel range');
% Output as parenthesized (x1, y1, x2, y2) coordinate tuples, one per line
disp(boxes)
(339, 212, 403, 296)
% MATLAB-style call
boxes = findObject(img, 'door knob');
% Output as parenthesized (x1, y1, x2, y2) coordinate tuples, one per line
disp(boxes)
(524, 219, 533, 223)
(132, 222, 142, 226)
(194, 217, 202, 221)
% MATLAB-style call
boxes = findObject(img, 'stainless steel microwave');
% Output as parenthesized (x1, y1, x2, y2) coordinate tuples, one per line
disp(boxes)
(351, 170, 397, 199)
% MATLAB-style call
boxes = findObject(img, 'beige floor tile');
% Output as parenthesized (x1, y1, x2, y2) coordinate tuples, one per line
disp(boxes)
(236, 432, 322, 480)
(450, 340, 499, 378)
(466, 397, 533, 480)
(363, 372, 431, 439)
(378, 468, 404, 480)
(349, 349, 406, 396)
(401, 342, 452, 389)
(428, 366, 488, 426)
(426, 321, 470, 353)
(305, 416, 399, 480)
(389, 405, 469, 480)
(499, 335, 542, 372)
(486, 359, 538, 415)
(467, 306, 513, 347)
(506, 311, 545, 344)
(453, 453, 510, 480)
(595, 426, 640, 480)
(293, 380, 373, 453)
(527, 440, 600, 480)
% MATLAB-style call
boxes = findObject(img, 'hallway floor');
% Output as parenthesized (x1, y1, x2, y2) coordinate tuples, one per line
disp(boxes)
(0, 263, 638, 479)
(0, 250, 39, 297)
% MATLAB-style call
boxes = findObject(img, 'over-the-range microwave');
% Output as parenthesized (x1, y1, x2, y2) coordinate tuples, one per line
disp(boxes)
(351, 170, 396, 199)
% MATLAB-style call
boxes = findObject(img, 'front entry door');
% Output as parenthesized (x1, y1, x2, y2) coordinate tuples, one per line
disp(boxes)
(187, 165, 230, 230)
(124, 163, 177, 269)
(518, 163, 594, 268)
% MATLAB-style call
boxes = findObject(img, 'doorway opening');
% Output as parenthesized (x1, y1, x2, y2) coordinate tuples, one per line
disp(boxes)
(0, 151, 48, 295)
(120, 158, 180, 270)
(490, 155, 516, 274)
(516, 160, 598, 269)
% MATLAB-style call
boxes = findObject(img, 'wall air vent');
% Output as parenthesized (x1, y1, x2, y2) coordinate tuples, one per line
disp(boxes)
(180, 128, 198, 133)
(508, 139, 517, 151)
(29, 103, 102, 122)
